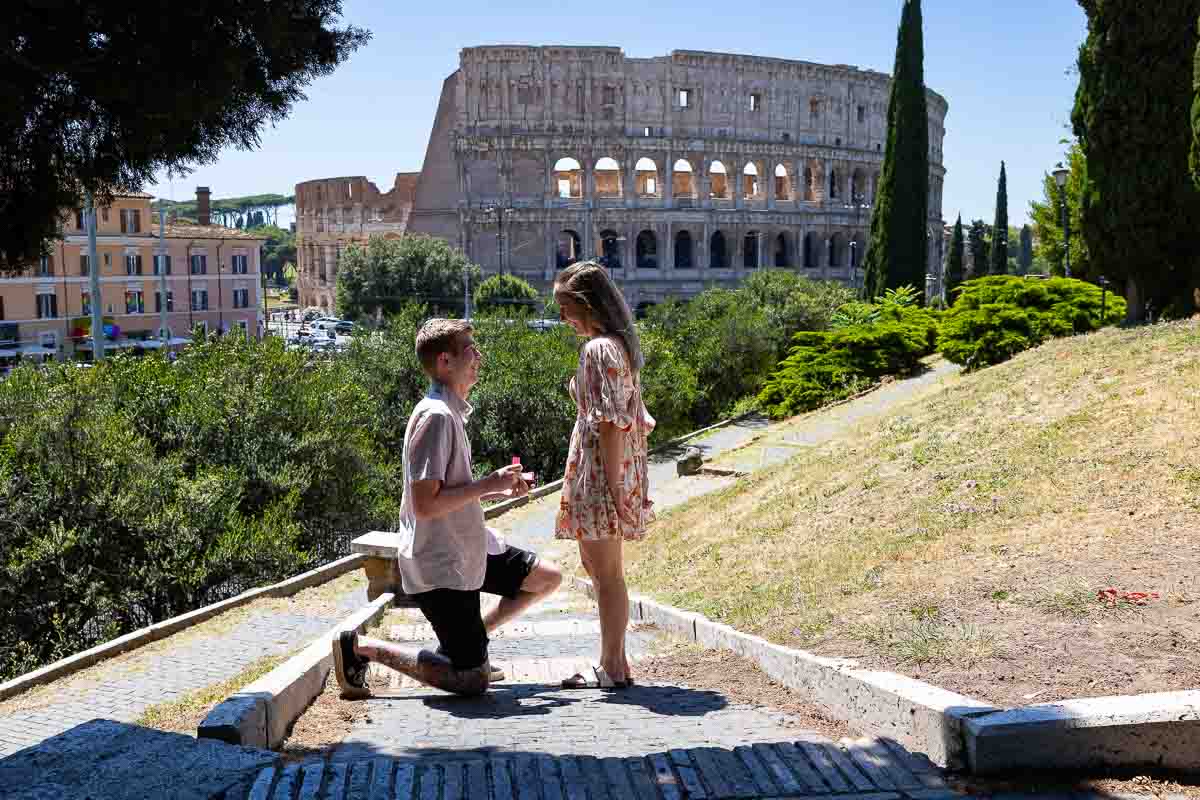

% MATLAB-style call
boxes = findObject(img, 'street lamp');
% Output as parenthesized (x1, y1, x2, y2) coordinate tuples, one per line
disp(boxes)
(1053, 165, 1071, 278)
(481, 205, 514, 276)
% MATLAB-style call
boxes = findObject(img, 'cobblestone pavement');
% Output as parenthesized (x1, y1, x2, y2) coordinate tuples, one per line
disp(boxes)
(0, 587, 368, 758)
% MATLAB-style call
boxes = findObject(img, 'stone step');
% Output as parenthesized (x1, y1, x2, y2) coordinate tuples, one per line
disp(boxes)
(226, 739, 954, 799)
(366, 655, 647, 690)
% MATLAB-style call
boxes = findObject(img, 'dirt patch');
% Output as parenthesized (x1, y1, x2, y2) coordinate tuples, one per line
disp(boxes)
(633, 640, 853, 741)
(623, 320, 1200, 709)
(278, 673, 372, 763)
(949, 768, 1200, 799)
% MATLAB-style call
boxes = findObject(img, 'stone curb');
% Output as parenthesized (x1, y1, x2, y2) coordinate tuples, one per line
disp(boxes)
(198, 592, 395, 750)
(568, 576, 995, 771)
(964, 690, 1200, 773)
(481, 411, 760, 518)
(0, 553, 368, 703)
(571, 576, 1200, 774)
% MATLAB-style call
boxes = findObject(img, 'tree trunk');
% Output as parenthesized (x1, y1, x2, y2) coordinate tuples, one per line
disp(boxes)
(1124, 276, 1144, 324)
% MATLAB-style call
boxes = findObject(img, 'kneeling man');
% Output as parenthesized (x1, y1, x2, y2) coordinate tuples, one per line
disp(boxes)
(333, 318, 562, 696)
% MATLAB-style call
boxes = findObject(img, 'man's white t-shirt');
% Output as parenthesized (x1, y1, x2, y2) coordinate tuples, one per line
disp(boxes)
(395, 382, 504, 595)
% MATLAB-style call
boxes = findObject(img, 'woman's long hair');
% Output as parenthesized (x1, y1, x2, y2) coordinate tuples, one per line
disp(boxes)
(554, 261, 644, 373)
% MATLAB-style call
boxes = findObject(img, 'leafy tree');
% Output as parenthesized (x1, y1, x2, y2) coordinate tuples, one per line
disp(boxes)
(250, 224, 296, 284)
(335, 234, 481, 320)
(989, 162, 1010, 275)
(1018, 225, 1034, 274)
(735, 270, 857, 358)
(967, 220, 990, 277)
(863, 0, 930, 300)
(945, 214, 966, 298)
(1, 3, 367, 273)
(474, 274, 540, 313)
(1029, 143, 1091, 280)
(1073, 0, 1200, 320)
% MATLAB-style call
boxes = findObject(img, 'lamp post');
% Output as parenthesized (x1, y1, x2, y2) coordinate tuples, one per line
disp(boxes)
(482, 205, 513, 276)
(1052, 166, 1071, 278)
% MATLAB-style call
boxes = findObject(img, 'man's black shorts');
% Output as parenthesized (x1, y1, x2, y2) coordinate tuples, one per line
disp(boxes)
(411, 546, 538, 671)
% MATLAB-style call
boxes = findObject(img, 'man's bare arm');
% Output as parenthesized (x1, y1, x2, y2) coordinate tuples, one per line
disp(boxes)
(411, 464, 525, 521)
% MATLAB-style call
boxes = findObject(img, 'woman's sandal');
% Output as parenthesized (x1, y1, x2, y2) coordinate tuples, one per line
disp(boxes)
(560, 666, 630, 690)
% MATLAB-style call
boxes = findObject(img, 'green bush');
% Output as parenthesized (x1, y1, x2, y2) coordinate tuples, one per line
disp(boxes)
(938, 276, 1126, 369)
(0, 338, 399, 681)
(474, 274, 541, 313)
(758, 306, 935, 418)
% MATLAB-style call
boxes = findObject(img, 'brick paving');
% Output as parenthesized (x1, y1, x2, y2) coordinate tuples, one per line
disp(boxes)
(0, 597, 366, 758)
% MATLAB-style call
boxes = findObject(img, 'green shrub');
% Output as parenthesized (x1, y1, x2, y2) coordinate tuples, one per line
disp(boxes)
(758, 307, 934, 418)
(474, 273, 540, 313)
(938, 276, 1126, 369)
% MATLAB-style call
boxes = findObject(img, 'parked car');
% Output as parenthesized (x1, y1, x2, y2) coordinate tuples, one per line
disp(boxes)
(334, 320, 355, 335)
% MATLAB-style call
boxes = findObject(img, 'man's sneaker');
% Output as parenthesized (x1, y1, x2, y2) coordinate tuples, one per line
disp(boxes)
(333, 630, 370, 698)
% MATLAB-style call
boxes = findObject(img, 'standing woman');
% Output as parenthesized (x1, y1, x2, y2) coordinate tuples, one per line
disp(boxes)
(554, 261, 655, 689)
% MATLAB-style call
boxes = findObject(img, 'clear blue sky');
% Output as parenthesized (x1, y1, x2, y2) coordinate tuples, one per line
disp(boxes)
(153, 0, 1087, 228)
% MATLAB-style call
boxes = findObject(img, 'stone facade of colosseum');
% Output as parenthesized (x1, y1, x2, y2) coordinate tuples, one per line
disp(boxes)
(296, 46, 948, 312)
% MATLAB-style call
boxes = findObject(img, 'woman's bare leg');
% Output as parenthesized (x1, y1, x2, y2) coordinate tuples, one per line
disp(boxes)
(578, 538, 629, 684)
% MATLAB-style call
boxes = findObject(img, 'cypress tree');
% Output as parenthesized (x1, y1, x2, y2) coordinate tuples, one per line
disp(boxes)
(863, 0, 930, 300)
(1074, 0, 1200, 320)
(967, 220, 990, 278)
(989, 162, 1009, 275)
(1018, 225, 1033, 274)
(945, 214, 966, 299)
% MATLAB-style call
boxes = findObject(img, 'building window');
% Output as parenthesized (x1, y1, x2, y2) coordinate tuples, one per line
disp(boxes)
(79, 254, 90, 275)
(36, 292, 58, 319)
(125, 290, 145, 314)
(35, 255, 53, 277)
(643, 126, 652, 137)
(81, 291, 91, 315)
(749, 92, 762, 112)
(75, 209, 85, 230)
(154, 254, 172, 275)
(191, 289, 209, 311)
(835, 137, 841, 147)
(125, 254, 143, 275)
(101, 206, 109, 223)
(155, 290, 175, 312)
(190, 254, 207, 275)
(231, 254, 248, 274)
(678, 88, 692, 108)
(104, 253, 111, 267)
(782, 132, 790, 142)
(858, 105, 866, 124)
(232, 288, 250, 309)
(120, 208, 141, 234)
(237, 320, 249, 335)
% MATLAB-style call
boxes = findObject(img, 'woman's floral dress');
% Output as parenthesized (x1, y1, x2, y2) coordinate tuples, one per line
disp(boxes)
(554, 336, 656, 541)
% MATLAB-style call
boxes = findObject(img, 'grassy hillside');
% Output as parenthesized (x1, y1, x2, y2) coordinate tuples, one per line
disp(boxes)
(625, 319, 1200, 706)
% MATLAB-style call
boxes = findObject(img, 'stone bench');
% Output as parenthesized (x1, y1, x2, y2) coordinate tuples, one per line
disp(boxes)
(350, 531, 419, 607)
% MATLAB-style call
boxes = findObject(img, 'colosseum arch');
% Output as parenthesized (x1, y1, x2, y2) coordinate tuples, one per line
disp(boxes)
(636, 229, 658, 268)
(742, 162, 760, 200)
(709, 160, 729, 199)
(634, 157, 660, 198)
(672, 158, 696, 200)
(674, 229, 694, 268)
(594, 157, 622, 198)
(828, 168, 840, 201)
(850, 231, 866, 268)
(557, 229, 582, 268)
(851, 168, 868, 204)
(554, 157, 583, 199)
(743, 230, 760, 268)
(774, 164, 792, 201)
(598, 229, 622, 268)
(773, 231, 792, 267)
(710, 230, 729, 268)
(829, 232, 845, 267)
(803, 232, 819, 268)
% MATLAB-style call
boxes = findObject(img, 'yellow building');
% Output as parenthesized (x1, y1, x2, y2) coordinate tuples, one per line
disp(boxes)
(0, 188, 265, 367)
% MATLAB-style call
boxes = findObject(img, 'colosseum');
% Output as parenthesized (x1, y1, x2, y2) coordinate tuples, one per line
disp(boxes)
(296, 46, 948, 313)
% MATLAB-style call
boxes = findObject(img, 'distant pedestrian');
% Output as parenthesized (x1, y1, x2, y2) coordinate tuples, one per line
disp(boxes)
(552, 261, 655, 689)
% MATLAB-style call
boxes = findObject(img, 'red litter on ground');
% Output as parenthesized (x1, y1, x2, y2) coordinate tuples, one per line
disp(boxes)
(1097, 588, 1160, 607)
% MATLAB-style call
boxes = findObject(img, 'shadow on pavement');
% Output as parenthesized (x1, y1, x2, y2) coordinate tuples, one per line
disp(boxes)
(0, 718, 273, 800)
(413, 681, 728, 720)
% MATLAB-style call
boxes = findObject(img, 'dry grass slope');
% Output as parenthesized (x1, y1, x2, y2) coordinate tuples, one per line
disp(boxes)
(624, 320, 1200, 707)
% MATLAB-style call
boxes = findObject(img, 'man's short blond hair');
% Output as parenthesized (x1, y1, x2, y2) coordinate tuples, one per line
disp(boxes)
(415, 318, 474, 376)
